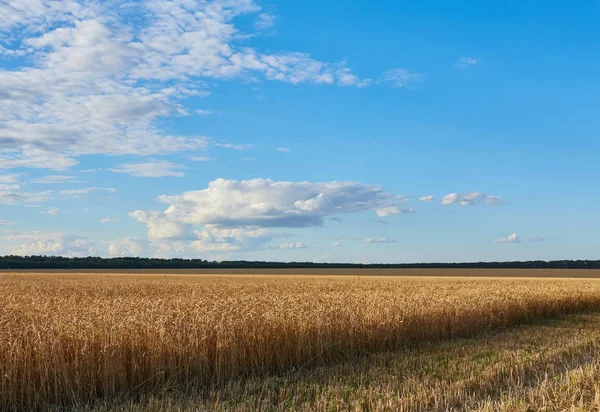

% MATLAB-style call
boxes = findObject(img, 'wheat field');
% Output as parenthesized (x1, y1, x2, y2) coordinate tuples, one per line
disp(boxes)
(3, 272, 600, 410)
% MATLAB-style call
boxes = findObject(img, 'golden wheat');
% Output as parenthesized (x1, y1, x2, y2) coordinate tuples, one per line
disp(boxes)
(2, 273, 600, 410)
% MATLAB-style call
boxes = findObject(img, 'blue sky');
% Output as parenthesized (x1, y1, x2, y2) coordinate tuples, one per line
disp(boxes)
(1, 0, 599, 262)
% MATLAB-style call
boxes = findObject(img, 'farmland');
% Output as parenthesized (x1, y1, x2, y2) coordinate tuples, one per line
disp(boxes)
(3, 271, 600, 410)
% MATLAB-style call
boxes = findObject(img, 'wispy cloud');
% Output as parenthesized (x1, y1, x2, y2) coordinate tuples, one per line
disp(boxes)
(30, 175, 82, 184)
(441, 192, 502, 206)
(254, 13, 276, 31)
(364, 237, 397, 244)
(100, 218, 119, 224)
(188, 156, 214, 162)
(45, 207, 60, 216)
(110, 161, 186, 178)
(380, 68, 423, 87)
(455, 56, 479, 69)
(59, 187, 116, 197)
(280, 241, 306, 249)
(214, 143, 255, 151)
(376, 206, 415, 217)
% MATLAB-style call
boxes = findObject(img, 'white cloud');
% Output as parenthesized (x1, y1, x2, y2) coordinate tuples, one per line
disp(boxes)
(0, 0, 368, 170)
(59, 187, 116, 197)
(455, 56, 479, 69)
(1, 230, 95, 256)
(493, 233, 519, 244)
(189, 156, 214, 162)
(190, 226, 282, 252)
(214, 142, 255, 151)
(0, 173, 21, 191)
(46, 207, 60, 216)
(0, 220, 14, 225)
(276, 147, 291, 152)
(441, 191, 502, 206)
(130, 210, 195, 241)
(0, 153, 79, 170)
(136, 178, 410, 230)
(100, 217, 119, 224)
(30, 175, 81, 184)
(108, 237, 149, 257)
(364, 237, 397, 244)
(279, 241, 306, 249)
(129, 178, 409, 253)
(336, 235, 358, 241)
(195, 109, 214, 116)
(0, 190, 52, 205)
(376, 206, 415, 217)
(0, 174, 20, 184)
(419, 195, 434, 203)
(380, 68, 423, 87)
(110, 161, 186, 178)
(254, 13, 276, 31)
(332, 242, 343, 247)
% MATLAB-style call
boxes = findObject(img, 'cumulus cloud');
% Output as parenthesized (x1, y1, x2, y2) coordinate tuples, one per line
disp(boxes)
(419, 195, 434, 203)
(1, 230, 95, 256)
(0, 0, 368, 170)
(455, 56, 479, 69)
(140, 179, 411, 229)
(108, 237, 150, 257)
(332, 242, 343, 247)
(190, 226, 282, 252)
(130, 210, 195, 241)
(493, 233, 520, 244)
(195, 109, 214, 116)
(364, 237, 397, 244)
(110, 161, 186, 178)
(280, 241, 306, 249)
(380, 68, 423, 87)
(129, 178, 410, 252)
(441, 191, 502, 206)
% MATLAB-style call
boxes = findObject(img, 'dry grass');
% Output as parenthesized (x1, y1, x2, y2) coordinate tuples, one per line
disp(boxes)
(3, 273, 600, 410)
(91, 313, 600, 411)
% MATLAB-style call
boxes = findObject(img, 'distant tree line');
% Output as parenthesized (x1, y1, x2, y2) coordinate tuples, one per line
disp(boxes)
(1, 255, 600, 269)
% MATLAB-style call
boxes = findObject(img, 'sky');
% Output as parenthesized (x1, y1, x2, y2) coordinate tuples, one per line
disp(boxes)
(1, 0, 599, 263)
